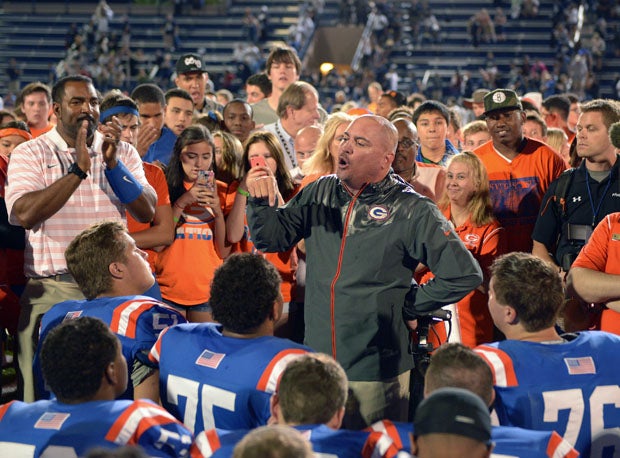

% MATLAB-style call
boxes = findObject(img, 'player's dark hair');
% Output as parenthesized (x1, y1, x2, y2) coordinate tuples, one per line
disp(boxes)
(425, 343, 494, 406)
(65, 221, 128, 300)
(209, 253, 281, 333)
(52, 75, 93, 104)
(223, 98, 254, 119)
(412, 100, 451, 125)
(490, 252, 564, 332)
(265, 46, 302, 76)
(542, 95, 571, 122)
(41, 317, 118, 402)
(278, 354, 348, 425)
(165, 87, 193, 104)
(0, 120, 31, 133)
(131, 83, 166, 107)
(246, 73, 272, 98)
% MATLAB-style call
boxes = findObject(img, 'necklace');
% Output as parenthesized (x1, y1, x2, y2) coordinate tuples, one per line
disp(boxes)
(275, 121, 297, 169)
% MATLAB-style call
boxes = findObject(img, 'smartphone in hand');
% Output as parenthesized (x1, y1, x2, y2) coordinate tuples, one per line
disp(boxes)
(250, 155, 266, 169)
(198, 170, 215, 190)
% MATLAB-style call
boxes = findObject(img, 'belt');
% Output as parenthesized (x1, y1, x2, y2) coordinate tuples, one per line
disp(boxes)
(32, 273, 76, 283)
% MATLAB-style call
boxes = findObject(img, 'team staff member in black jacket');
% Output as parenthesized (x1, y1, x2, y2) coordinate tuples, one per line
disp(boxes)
(245, 114, 482, 429)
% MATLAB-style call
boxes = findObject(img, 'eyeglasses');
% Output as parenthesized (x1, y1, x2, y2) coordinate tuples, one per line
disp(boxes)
(397, 138, 418, 149)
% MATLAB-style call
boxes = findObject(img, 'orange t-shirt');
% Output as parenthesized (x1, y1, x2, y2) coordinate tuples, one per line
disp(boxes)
(29, 124, 54, 138)
(474, 138, 566, 253)
(571, 212, 620, 334)
(155, 181, 223, 306)
(233, 185, 300, 303)
(420, 209, 506, 347)
(126, 162, 170, 272)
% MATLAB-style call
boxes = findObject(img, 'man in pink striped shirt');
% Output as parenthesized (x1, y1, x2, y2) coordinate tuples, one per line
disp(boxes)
(5, 75, 156, 402)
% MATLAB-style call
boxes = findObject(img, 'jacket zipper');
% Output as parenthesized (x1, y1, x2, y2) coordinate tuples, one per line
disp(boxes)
(329, 184, 367, 359)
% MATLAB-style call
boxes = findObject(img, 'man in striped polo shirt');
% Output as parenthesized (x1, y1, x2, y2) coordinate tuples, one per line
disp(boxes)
(5, 74, 156, 402)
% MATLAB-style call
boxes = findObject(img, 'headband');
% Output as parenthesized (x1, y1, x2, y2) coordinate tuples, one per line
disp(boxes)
(100, 106, 140, 122)
(0, 127, 32, 141)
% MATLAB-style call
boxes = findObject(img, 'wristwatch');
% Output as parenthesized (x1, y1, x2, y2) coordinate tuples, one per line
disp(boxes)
(68, 162, 88, 180)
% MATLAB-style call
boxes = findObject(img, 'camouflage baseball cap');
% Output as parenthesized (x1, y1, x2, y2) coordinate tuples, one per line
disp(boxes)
(483, 89, 523, 116)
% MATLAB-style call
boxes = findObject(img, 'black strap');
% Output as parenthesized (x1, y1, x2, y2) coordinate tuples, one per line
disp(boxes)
(554, 168, 576, 218)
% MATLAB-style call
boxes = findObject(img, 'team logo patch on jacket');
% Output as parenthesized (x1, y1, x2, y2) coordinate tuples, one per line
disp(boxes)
(368, 205, 390, 221)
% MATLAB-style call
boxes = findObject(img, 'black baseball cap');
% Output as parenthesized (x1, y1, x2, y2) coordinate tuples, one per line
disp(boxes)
(176, 53, 207, 75)
(414, 387, 492, 445)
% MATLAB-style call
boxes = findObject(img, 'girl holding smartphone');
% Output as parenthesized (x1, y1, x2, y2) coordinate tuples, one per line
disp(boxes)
(157, 125, 230, 322)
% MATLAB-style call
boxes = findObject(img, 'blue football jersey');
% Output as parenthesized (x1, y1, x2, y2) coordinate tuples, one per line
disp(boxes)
(368, 420, 579, 457)
(149, 322, 311, 434)
(34, 295, 185, 400)
(195, 424, 400, 458)
(0, 399, 194, 457)
(475, 331, 620, 456)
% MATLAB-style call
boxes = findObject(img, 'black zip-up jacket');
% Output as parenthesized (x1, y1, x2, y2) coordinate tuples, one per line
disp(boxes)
(247, 172, 482, 381)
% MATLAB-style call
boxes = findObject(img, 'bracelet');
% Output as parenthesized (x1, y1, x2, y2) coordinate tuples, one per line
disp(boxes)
(174, 202, 185, 211)
(104, 160, 143, 204)
(237, 188, 250, 198)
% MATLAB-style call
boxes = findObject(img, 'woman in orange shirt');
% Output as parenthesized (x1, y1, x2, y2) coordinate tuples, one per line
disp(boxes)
(422, 151, 506, 346)
(227, 131, 298, 334)
(156, 125, 230, 322)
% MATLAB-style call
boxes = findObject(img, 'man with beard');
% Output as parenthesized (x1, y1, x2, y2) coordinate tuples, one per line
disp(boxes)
(5, 74, 156, 402)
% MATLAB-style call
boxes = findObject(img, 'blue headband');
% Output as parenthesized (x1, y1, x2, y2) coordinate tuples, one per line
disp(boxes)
(100, 105, 139, 122)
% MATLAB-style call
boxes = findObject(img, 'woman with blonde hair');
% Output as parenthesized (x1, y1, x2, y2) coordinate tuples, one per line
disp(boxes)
(301, 112, 353, 184)
(421, 151, 506, 346)
(546, 127, 570, 166)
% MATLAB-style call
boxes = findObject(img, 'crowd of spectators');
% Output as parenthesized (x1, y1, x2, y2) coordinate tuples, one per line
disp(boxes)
(3, 0, 619, 111)
(0, 1, 619, 455)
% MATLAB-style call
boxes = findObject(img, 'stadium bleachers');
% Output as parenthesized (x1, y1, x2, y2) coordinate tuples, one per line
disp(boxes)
(0, 0, 617, 101)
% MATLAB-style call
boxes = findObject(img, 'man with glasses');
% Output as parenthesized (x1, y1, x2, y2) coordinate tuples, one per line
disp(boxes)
(392, 118, 441, 201)
(473, 89, 566, 253)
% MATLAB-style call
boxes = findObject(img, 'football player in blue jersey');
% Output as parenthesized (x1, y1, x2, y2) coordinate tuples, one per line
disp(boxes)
(195, 353, 400, 458)
(149, 253, 311, 434)
(369, 343, 579, 458)
(0, 317, 195, 457)
(475, 252, 620, 456)
(33, 221, 186, 401)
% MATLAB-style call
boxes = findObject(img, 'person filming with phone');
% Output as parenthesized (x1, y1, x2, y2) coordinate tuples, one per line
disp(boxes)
(156, 124, 230, 322)
(227, 130, 300, 337)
